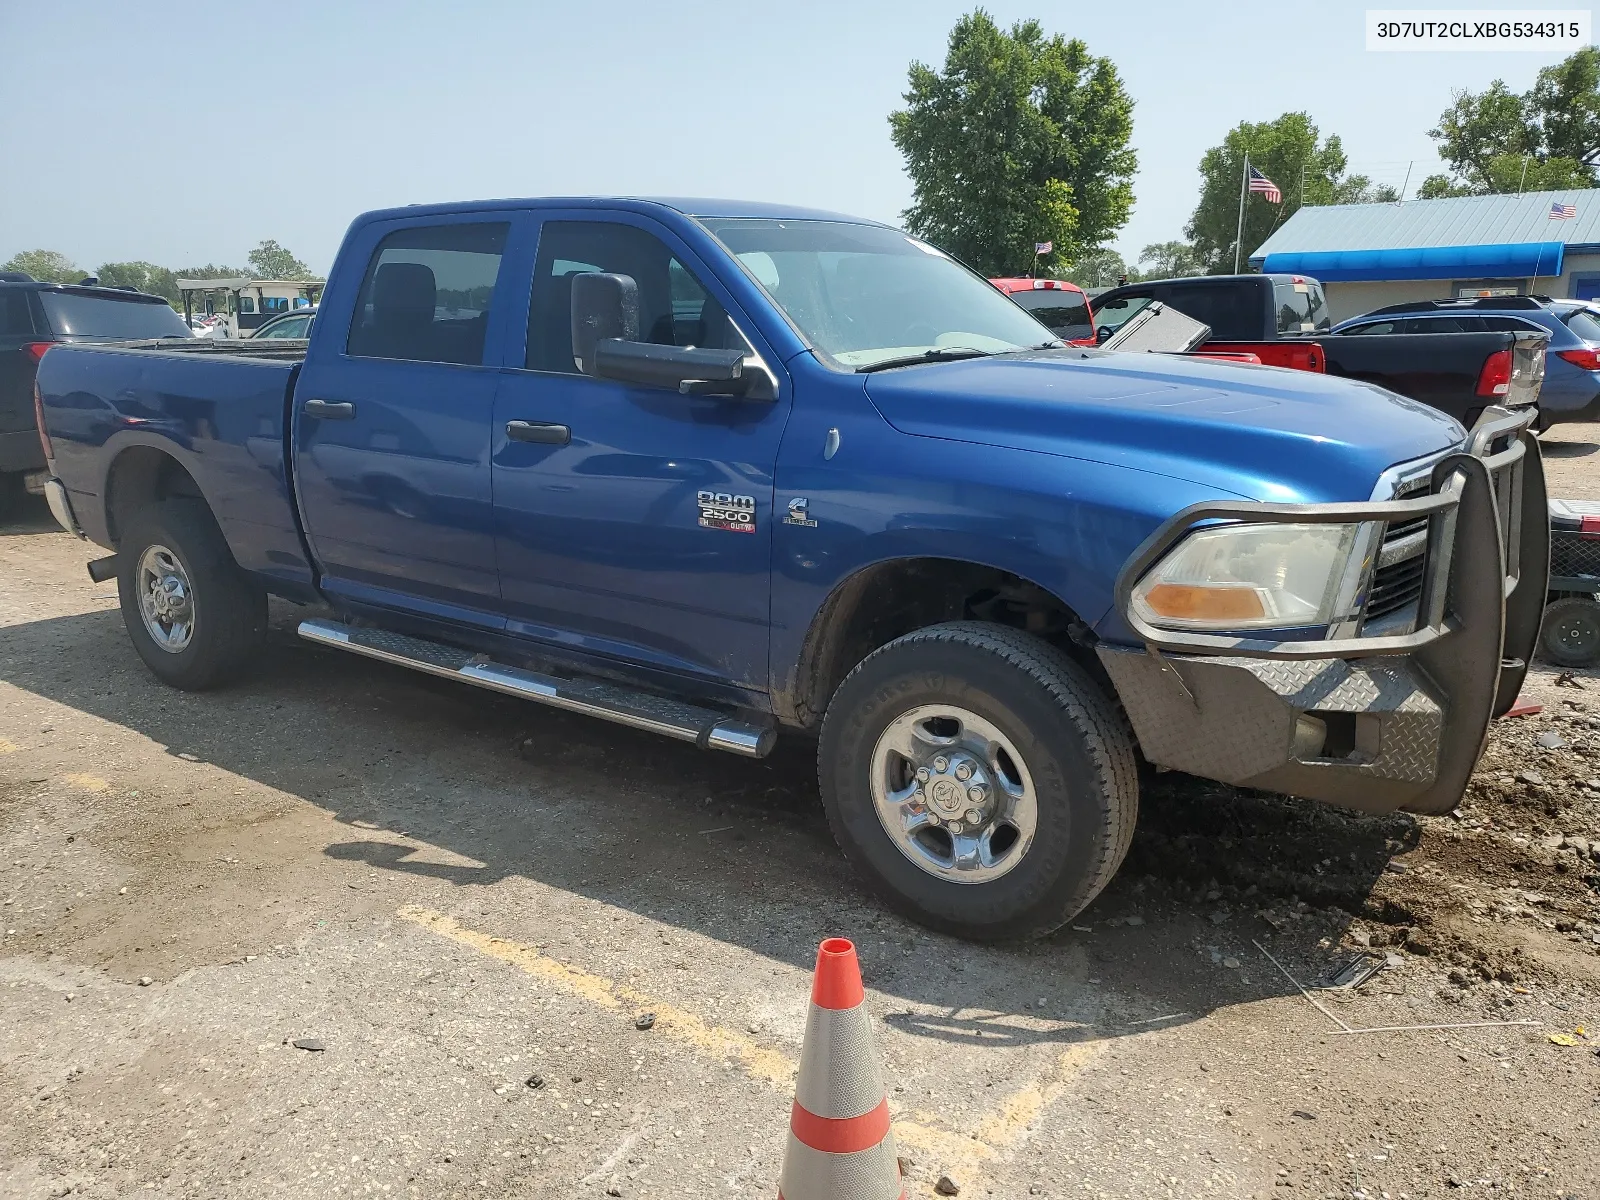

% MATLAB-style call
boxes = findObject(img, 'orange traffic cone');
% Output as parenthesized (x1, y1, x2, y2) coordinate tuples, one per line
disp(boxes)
(778, 938, 905, 1200)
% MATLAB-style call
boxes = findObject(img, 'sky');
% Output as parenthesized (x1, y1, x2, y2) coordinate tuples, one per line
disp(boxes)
(0, 0, 1588, 275)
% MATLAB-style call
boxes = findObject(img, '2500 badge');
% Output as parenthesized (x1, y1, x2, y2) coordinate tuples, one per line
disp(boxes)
(697, 490, 756, 534)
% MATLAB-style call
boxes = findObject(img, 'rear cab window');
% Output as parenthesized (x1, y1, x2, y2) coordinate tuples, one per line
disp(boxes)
(1009, 288, 1092, 340)
(346, 222, 509, 365)
(37, 291, 191, 340)
(1271, 277, 1330, 334)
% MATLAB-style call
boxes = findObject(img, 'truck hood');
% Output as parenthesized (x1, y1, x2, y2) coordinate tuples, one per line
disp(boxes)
(862, 348, 1465, 502)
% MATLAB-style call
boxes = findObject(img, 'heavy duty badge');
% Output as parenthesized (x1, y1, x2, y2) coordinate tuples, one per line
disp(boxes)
(697, 490, 756, 534)
(784, 497, 818, 527)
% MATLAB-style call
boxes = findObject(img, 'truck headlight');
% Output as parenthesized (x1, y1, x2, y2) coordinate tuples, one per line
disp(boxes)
(1131, 523, 1364, 631)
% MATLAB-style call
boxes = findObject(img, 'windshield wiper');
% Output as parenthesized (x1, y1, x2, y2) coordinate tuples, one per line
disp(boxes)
(856, 346, 995, 373)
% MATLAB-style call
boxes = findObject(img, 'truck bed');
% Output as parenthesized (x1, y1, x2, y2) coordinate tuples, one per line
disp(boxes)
(38, 340, 315, 592)
(1317, 330, 1546, 424)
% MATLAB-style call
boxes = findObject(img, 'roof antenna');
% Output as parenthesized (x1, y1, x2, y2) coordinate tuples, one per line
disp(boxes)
(1397, 161, 1412, 205)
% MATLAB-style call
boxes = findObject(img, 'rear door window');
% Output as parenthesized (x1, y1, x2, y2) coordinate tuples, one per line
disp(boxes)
(37, 292, 191, 339)
(1477, 316, 1548, 333)
(346, 222, 509, 365)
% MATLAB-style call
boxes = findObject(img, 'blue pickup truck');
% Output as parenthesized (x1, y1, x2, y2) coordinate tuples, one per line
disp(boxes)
(33, 197, 1548, 940)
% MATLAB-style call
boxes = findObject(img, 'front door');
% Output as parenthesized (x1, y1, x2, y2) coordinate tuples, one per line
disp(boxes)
(490, 216, 790, 690)
(292, 217, 513, 626)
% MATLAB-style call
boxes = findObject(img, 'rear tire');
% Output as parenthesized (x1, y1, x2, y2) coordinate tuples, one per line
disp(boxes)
(1539, 595, 1600, 668)
(817, 622, 1139, 942)
(117, 500, 266, 690)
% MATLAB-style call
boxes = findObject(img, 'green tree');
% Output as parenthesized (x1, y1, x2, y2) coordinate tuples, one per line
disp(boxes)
(889, 9, 1137, 276)
(97, 261, 180, 304)
(247, 239, 314, 279)
(1185, 113, 1384, 274)
(1058, 247, 1130, 288)
(1426, 48, 1600, 194)
(1137, 240, 1203, 278)
(175, 263, 253, 281)
(2, 249, 81, 284)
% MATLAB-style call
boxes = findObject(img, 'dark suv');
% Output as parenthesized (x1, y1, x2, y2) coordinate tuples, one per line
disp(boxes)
(1331, 296, 1600, 428)
(0, 272, 192, 510)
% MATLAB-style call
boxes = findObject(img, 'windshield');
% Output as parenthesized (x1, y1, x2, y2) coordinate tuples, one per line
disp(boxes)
(1091, 293, 1155, 335)
(1009, 289, 1093, 341)
(39, 292, 192, 340)
(698, 218, 1057, 369)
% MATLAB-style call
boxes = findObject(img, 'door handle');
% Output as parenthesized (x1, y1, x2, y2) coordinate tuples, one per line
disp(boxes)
(506, 420, 571, 445)
(303, 399, 356, 420)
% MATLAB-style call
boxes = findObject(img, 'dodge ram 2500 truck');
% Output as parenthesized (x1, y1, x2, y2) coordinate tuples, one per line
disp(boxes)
(34, 197, 1549, 941)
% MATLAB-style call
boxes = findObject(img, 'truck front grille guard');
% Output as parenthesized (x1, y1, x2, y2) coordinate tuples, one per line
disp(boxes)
(1114, 406, 1537, 662)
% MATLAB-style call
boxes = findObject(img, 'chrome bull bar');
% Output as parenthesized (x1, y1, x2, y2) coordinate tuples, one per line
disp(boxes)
(1111, 406, 1540, 662)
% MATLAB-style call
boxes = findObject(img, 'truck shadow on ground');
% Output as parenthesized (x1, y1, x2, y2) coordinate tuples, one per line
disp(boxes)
(0, 492, 59, 535)
(0, 598, 1421, 1049)
(1538, 436, 1598, 459)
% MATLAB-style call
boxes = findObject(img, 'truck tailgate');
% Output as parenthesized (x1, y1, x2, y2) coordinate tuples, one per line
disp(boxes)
(1320, 330, 1546, 425)
(38, 342, 314, 592)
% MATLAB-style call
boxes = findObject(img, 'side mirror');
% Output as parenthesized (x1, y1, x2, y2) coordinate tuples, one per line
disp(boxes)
(591, 340, 752, 397)
(570, 272, 640, 374)
(1095, 325, 1114, 344)
(571, 270, 772, 400)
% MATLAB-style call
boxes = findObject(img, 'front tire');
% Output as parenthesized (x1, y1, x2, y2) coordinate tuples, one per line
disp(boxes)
(817, 622, 1139, 941)
(117, 500, 266, 690)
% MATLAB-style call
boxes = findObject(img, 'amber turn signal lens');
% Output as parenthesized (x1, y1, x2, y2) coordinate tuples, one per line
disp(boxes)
(1140, 583, 1268, 623)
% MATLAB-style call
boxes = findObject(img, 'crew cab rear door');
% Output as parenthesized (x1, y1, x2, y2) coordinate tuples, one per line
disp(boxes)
(291, 214, 517, 627)
(488, 212, 791, 692)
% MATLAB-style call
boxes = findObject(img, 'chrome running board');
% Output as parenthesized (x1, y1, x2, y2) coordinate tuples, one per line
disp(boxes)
(297, 618, 775, 758)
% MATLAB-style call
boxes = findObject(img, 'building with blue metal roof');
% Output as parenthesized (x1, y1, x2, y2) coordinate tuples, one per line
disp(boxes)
(1250, 189, 1600, 321)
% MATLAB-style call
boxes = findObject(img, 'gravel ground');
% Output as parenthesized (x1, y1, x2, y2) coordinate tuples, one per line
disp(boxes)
(2, 425, 1599, 1198)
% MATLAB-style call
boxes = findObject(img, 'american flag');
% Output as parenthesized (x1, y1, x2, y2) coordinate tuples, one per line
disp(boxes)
(1034, 241, 1053, 254)
(1550, 201, 1577, 220)
(1248, 165, 1282, 204)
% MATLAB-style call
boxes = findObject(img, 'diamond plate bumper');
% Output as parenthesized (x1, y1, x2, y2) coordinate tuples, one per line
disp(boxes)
(1098, 411, 1547, 815)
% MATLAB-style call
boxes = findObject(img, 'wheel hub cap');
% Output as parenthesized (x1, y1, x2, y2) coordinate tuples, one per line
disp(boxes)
(136, 544, 195, 653)
(869, 704, 1037, 884)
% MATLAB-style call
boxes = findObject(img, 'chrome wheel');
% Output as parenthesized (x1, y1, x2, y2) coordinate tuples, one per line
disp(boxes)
(869, 704, 1037, 883)
(136, 544, 195, 653)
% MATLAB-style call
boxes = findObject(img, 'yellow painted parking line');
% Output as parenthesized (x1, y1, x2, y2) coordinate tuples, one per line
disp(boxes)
(397, 905, 796, 1088)
(976, 1041, 1102, 1145)
(397, 905, 1096, 1186)
(63, 773, 108, 792)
